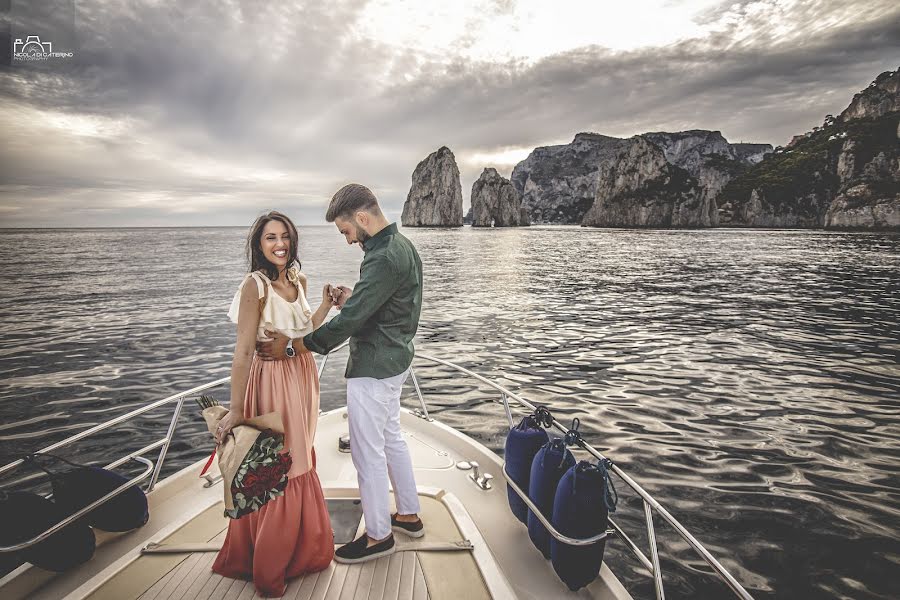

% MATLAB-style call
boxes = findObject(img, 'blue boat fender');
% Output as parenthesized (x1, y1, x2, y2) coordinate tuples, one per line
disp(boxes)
(527, 436, 576, 559)
(504, 410, 550, 523)
(551, 458, 619, 591)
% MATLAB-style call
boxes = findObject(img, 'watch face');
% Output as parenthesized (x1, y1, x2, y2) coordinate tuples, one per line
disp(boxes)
(285, 346, 295, 357)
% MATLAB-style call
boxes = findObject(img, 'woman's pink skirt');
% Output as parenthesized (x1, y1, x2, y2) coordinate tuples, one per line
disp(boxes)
(212, 353, 334, 597)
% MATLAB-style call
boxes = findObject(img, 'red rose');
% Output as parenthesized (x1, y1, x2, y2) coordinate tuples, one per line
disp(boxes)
(256, 464, 283, 488)
(234, 469, 267, 499)
(242, 470, 260, 486)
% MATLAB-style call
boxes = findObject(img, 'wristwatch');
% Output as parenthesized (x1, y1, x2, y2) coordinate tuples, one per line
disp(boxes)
(285, 338, 296, 358)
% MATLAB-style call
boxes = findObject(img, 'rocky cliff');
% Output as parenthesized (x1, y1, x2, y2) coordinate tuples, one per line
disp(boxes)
(825, 122, 900, 228)
(510, 133, 626, 223)
(469, 168, 529, 227)
(401, 146, 464, 227)
(719, 68, 900, 229)
(581, 136, 710, 228)
(839, 69, 900, 122)
(641, 130, 772, 220)
(732, 143, 772, 165)
(511, 130, 768, 226)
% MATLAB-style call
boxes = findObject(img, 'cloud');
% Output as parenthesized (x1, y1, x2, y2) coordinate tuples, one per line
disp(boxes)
(0, 0, 898, 227)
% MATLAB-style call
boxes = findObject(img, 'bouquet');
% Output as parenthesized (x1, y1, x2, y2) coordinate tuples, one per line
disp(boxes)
(196, 395, 293, 519)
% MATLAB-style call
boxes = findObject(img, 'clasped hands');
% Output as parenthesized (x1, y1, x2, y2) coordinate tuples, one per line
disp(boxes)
(255, 283, 352, 360)
(326, 283, 352, 309)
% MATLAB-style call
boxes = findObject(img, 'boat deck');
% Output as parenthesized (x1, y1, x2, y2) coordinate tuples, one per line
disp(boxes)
(0, 407, 631, 600)
(98, 491, 485, 600)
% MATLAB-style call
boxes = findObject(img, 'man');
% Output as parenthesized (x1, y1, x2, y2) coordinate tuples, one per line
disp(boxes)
(259, 183, 424, 564)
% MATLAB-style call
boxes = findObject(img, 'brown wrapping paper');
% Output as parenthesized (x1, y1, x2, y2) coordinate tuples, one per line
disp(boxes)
(202, 406, 285, 511)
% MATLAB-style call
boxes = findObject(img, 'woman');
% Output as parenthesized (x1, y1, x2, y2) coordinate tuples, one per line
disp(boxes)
(212, 211, 335, 597)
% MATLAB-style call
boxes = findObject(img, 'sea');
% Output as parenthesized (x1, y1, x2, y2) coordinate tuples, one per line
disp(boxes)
(0, 225, 897, 599)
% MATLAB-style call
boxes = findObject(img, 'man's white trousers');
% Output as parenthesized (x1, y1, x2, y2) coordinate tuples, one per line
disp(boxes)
(346, 368, 421, 540)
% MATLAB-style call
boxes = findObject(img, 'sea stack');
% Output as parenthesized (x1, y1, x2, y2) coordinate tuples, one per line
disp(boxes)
(469, 168, 530, 227)
(401, 146, 464, 227)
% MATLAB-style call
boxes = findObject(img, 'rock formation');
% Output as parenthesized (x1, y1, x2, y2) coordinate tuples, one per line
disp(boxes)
(825, 134, 900, 228)
(401, 146, 464, 227)
(826, 69, 900, 228)
(469, 168, 529, 227)
(720, 67, 899, 229)
(839, 69, 900, 122)
(641, 130, 772, 220)
(581, 136, 709, 228)
(511, 131, 768, 226)
(732, 143, 772, 165)
(511, 133, 627, 224)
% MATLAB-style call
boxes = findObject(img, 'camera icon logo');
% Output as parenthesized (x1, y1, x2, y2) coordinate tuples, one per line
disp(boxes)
(13, 35, 52, 55)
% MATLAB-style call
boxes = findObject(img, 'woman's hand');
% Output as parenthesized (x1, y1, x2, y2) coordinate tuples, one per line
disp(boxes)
(214, 410, 245, 444)
(322, 283, 334, 307)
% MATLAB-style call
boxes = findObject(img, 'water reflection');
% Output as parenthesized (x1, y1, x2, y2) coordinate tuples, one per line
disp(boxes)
(0, 226, 898, 599)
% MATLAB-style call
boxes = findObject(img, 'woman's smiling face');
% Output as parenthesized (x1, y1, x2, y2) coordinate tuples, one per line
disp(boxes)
(261, 220, 291, 269)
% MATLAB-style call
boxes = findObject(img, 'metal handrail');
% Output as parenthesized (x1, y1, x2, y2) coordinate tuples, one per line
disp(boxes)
(0, 377, 230, 479)
(644, 500, 666, 599)
(0, 456, 154, 553)
(148, 396, 185, 492)
(501, 464, 611, 546)
(500, 461, 653, 571)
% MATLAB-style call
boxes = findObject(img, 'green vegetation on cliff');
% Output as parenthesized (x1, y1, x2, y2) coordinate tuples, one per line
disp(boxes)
(719, 111, 898, 216)
(703, 153, 748, 177)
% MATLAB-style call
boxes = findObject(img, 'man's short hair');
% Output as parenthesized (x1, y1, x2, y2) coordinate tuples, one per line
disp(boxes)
(326, 184, 380, 222)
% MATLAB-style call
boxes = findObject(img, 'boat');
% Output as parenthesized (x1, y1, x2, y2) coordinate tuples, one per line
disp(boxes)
(0, 345, 754, 599)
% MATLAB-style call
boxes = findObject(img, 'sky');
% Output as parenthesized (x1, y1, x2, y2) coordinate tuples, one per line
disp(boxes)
(0, 0, 898, 227)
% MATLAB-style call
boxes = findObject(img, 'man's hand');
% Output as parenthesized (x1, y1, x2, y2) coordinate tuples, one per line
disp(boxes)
(214, 410, 244, 444)
(257, 329, 310, 359)
(332, 285, 352, 309)
(257, 329, 290, 360)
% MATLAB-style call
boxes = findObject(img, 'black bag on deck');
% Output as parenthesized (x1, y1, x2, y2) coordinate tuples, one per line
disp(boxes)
(0, 490, 96, 572)
(29, 454, 149, 532)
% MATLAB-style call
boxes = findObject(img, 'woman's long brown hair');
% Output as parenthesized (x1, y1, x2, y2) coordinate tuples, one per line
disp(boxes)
(246, 211, 300, 281)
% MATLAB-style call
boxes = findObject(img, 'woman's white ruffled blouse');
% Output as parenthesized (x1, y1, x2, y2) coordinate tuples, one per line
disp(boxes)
(227, 271, 314, 341)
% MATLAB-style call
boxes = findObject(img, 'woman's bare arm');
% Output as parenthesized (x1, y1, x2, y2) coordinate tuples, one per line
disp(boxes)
(216, 277, 261, 441)
(300, 272, 332, 330)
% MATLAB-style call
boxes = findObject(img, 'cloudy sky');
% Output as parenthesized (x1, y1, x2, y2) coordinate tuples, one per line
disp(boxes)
(1, 0, 898, 227)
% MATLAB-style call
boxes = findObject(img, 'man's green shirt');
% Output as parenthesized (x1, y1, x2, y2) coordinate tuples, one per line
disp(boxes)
(303, 223, 423, 379)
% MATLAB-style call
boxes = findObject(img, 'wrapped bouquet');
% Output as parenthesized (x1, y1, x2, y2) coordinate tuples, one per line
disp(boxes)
(196, 396, 293, 519)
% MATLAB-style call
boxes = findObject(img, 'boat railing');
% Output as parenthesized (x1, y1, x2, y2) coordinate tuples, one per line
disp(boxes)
(0, 376, 231, 555)
(0, 343, 753, 599)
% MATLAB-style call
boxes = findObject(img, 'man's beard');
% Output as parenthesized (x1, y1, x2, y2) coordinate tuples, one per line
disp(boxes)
(355, 223, 370, 244)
